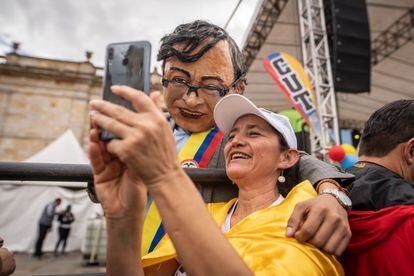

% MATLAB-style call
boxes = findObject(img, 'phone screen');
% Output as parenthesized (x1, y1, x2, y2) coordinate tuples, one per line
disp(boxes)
(101, 41, 151, 141)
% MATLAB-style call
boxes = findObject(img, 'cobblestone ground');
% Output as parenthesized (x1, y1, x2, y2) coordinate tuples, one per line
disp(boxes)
(12, 251, 105, 276)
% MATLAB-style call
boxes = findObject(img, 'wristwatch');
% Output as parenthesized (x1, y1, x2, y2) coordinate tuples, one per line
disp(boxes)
(319, 189, 352, 210)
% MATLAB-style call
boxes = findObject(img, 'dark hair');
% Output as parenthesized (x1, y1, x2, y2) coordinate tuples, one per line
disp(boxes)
(276, 131, 290, 151)
(157, 20, 246, 82)
(359, 99, 414, 157)
(274, 130, 295, 197)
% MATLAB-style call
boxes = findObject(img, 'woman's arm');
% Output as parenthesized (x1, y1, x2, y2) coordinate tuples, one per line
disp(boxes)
(106, 216, 144, 276)
(88, 126, 146, 276)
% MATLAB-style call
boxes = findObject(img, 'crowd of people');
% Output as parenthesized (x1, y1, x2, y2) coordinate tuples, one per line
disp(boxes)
(1, 20, 412, 276)
(87, 20, 413, 275)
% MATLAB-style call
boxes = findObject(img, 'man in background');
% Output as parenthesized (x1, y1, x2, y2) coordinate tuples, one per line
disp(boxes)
(345, 99, 414, 210)
(342, 100, 414, 275)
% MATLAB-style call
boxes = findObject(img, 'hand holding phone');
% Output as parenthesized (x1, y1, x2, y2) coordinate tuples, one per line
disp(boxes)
(100, 41, 151, 142)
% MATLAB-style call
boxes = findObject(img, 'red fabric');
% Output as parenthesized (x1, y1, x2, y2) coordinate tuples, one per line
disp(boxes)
(341, 205, 414, 276)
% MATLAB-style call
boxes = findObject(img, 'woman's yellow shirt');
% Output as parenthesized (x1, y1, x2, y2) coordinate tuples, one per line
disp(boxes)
(142, 180, 344, 275)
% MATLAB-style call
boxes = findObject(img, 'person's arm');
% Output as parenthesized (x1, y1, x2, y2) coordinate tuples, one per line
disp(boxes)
(106, 216, 143, 276)
(90, 86, 252, 276)
(297, 152, 354, 184)
(286, 154, 353, 256)
(88, 125, 146, 276)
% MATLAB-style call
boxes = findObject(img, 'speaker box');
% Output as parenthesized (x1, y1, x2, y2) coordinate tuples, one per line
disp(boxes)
(324, 0, 371, 93)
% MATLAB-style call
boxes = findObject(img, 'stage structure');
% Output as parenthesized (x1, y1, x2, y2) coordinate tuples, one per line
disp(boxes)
(371, 8, 414, 65)
(243, 0, 289, 69)
(297, 0, 340, 159)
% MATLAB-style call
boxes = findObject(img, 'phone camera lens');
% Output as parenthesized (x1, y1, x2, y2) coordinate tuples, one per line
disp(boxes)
(122, 58, 128, 66)
(108, 48, 114, 60)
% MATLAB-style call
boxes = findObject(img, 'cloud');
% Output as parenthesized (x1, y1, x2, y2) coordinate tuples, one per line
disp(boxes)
(0, 0, 259, 68)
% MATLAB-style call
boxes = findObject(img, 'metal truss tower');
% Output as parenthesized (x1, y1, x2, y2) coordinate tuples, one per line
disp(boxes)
(371, 8, 414, 65)
(297, 0, 340, 159)
(243, 0, 289, 69)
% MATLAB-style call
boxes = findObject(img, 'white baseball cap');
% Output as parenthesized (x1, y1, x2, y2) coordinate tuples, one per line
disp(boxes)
(214, 94, 297, 149)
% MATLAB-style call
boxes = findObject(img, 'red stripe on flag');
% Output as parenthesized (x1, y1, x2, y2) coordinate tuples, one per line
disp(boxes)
(198, 130, 224, 168)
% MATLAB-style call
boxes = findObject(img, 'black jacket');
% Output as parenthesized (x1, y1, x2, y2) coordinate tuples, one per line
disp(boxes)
(345, 161, 414, 211)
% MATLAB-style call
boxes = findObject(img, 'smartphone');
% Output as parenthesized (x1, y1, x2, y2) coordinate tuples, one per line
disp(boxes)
(100, 40, 151, 141)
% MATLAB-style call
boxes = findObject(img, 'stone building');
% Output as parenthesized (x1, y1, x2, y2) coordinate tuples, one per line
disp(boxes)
(0, 52, 163, 161)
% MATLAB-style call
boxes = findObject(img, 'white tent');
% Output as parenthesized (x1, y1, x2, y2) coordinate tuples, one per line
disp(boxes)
(0, 129, 101, 253)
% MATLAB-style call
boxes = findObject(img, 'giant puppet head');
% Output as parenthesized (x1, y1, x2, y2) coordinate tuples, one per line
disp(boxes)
(157, 20, 247, 133)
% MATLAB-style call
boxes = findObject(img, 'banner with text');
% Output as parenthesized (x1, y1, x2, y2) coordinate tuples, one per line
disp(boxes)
(263, 52, 321, 136)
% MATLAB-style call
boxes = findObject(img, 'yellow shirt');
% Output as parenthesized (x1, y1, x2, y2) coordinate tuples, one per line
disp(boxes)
(142, 180, 344, 275)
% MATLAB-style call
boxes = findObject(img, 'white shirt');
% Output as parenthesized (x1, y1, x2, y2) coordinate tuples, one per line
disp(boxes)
(221, 195, 285, 232)
(174, 127, 190, 152)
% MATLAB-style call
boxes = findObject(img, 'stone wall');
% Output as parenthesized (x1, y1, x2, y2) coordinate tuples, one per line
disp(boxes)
(0, 53, 163, 161)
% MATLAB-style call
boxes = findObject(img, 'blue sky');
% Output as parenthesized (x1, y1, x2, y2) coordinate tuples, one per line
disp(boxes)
(0, 0, 260, 69)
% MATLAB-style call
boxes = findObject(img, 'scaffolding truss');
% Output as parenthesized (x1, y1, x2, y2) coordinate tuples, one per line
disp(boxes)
(371, 8, 414, 65)
(297, 0, 340, 159)
(242, 0, 289, 69)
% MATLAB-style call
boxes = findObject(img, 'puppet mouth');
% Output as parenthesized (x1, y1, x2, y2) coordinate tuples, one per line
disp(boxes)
(179, 108, 204, 119)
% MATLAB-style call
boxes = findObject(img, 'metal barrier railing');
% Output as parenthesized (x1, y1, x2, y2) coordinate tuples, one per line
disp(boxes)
(0, 162, 232, 203)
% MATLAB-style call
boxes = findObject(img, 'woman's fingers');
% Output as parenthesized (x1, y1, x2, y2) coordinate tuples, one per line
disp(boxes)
(90, 111, 131, 139)
(111, 85, 159, 114)
(90, 100, 138, 127)
(150, 91, 163, 111)
(89, 85, 177, 186)
(88, 131, 106, 176)
(90, 128, 114, 163)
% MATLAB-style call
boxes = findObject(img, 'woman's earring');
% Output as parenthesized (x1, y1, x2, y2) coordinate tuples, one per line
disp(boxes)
(277, 171, 286, 184)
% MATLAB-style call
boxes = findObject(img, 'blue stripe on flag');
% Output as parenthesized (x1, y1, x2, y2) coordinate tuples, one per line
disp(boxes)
(148, 223, 165, 253)
(193, 127, 218, 163)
